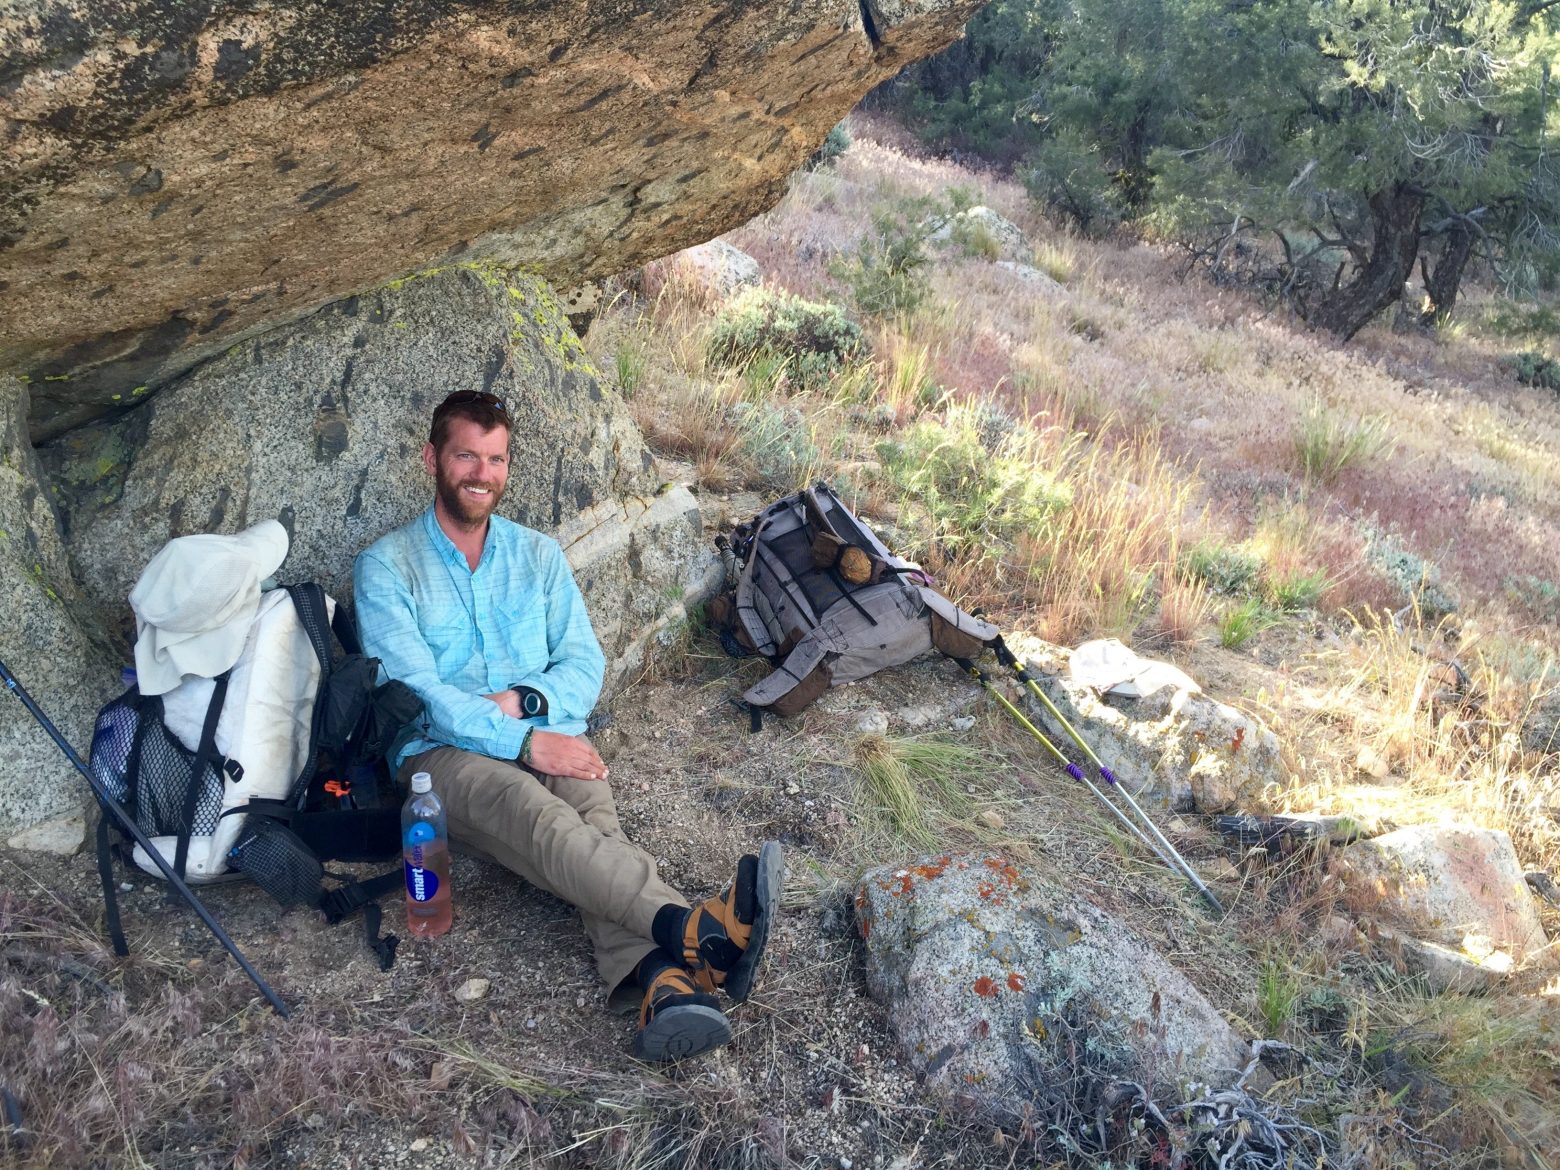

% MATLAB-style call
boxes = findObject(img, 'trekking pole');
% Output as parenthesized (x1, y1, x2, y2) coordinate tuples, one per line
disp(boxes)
(950, 656, 1195, 888)
(0, 660, 290, 1017)
(988, 638, 1224, 914)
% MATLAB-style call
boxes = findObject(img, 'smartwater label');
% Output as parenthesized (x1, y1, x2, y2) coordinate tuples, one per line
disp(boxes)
(405, 861, 440, 902)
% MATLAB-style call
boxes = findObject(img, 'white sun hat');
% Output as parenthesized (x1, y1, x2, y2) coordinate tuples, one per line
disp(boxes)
(129, 519, 290, 696)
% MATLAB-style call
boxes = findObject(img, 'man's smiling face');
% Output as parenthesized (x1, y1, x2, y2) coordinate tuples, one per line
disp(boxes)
(424, 415, 511, 531)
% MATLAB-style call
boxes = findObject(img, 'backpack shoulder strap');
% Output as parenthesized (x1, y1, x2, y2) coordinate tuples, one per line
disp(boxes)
(172, 671, 231, 881)
(284, 583, 336, 802)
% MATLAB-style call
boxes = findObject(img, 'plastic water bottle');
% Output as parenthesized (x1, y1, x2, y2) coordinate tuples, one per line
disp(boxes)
(402, 771, 452, 938)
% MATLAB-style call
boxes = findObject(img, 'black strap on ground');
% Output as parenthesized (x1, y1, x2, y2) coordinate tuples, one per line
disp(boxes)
(94, 811, 128, 957)
(319, 869, 402, 971)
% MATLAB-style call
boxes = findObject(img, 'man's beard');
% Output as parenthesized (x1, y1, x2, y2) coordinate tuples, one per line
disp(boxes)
(436, 467, 503, 529)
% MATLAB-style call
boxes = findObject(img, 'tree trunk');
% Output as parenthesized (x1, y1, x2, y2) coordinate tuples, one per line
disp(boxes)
(1308, 183, 1424, 341)
(1418, 222, 1474, 326)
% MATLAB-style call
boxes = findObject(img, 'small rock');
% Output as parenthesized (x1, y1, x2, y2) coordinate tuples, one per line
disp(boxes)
(785, 783, 801, 796)
(1355, 745, 1392, 779)
(965, 784, 977, 795)
(6, 812, 86, 855)
(409, 1138, 429, 1152)
(119, 881, 135, 893)
(1320, 915, 1358, 947)
(950, 715, 975, 732)
(428, 1061, 452, 1091)
(453, 978, 490, 1003)
(1168, 818, 1190, 833)
(975, 810, 1006, 831)
(305, 1113, 325, 1130)
(855, 709, 890, 736)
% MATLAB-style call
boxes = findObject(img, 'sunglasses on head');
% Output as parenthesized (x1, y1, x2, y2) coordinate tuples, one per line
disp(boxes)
(434, 390, 508, 413)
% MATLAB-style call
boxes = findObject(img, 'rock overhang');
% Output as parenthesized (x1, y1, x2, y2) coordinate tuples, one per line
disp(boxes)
(0, 0, 987, 440)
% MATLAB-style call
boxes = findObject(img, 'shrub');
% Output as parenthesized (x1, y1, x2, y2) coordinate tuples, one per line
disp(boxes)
(876, 405, 1074, 554)
(1502, 350, 1560, 391)
(805, 120, 852, 170)
(1184, 540, 1262, 595)
(1022, 129, 1124, 234)
(831, 194, 959, 319)
(730, 401, 820, 490)
(706, 289, 864, 389)
(1364, 530, 1459, 618)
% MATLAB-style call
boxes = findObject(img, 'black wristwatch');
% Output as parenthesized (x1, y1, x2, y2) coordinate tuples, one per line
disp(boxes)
(510, 685, 548, 718)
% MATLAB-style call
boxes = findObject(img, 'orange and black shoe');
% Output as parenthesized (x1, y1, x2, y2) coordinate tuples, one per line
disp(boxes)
(633, 964, 731, 1062)
(682, 840, 784, 1003)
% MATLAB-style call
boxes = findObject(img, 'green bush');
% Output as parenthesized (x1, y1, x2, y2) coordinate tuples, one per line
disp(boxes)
(806, 121, 852, 170)
(732, 401, 819, 491)
(831, 194, 960, 319)
(1364, 530, 1458, 618)
(1502, 350, 1560, 392)
(876, 409, 1072, 553)
(706, 289, 865, 390)
(1184, 540, 1262, 595)
(1219, 598, 1279, 649)
(1264, 567, 1330, 612)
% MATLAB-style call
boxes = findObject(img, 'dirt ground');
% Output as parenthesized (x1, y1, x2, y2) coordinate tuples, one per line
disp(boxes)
(3, 597, 1292, 1170)
(7, 489, 1555, 1169)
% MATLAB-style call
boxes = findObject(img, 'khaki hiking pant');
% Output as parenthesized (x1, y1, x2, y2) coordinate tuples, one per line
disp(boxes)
(399, 744, 688, 1010)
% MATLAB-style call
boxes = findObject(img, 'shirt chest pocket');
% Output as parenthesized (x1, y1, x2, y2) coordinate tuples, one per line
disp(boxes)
(421, 616, 482, 677)
(494, 597, 549, 677)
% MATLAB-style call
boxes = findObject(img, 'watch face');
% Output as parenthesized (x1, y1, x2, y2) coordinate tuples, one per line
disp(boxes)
(523, 690, 542, 716)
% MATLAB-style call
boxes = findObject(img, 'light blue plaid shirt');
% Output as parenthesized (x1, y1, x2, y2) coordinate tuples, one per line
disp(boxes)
(353, 506, 605, 772)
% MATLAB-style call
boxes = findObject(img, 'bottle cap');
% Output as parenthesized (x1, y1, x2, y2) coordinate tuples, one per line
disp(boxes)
(410, 771, 432, 794)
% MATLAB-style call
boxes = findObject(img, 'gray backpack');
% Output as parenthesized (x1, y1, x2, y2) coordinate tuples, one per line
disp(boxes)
(710, 483, 1000, 720)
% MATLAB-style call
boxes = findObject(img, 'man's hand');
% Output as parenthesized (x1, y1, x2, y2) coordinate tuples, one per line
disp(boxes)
(528, 731, 609, 781)
(483, 690, 523, 719)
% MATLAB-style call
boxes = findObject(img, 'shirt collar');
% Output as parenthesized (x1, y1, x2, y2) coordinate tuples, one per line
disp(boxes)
(421, 504, 497, 570)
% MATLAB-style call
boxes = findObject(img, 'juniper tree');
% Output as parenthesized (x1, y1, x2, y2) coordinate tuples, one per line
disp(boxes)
(890, 0, 1560, 339)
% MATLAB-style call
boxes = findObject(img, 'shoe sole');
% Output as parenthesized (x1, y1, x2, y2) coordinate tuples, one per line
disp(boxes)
(724, 840, 784, 1003)
(633, 1002, 732, 1062)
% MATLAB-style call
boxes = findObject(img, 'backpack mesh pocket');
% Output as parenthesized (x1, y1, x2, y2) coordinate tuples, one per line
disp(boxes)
(90, 691, 226, 841)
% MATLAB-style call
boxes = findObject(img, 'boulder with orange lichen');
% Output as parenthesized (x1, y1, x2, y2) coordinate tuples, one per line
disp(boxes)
(855, 854, 1253, 1118)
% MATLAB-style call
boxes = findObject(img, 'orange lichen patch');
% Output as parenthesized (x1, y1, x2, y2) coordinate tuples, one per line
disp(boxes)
(972, 975, 1000, 998)
(877, 870, 914, 898)
(860, 914, 872, 938)
(1007, 972, 1025, 992)
(977, 881, 996, 899)
(914, 858, 949, 880)
(981, 857, 1024, 889)
(1230, 726, 1245, 754)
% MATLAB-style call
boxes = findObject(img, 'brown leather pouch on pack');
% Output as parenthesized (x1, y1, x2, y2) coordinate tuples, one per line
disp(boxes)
(768, 661, 832, 717)
(930, 612, 987, 660)
(707, 593, 736, 629)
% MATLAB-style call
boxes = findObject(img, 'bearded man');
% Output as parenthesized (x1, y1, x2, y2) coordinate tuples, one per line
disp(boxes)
(353, 389, 782, 1060)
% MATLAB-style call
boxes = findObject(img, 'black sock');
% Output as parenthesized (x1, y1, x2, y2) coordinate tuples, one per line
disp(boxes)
(635, 949, 679, 992)
(652, 903, 690, 958)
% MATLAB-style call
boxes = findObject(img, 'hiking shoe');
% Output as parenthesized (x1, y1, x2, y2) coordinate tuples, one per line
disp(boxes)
(633, 966, 731, 1062)
(682, 840, 784, 1002)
